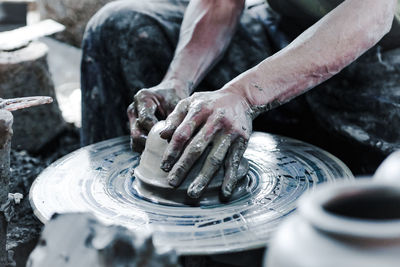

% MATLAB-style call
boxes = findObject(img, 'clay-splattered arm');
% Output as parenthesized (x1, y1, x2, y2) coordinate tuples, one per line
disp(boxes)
(160, 0, 397, 199)
(224, 0, 397, 117)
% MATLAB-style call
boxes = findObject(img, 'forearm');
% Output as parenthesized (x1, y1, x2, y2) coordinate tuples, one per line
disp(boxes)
(162, 0, 244, 95)
(224, 0, 397, 116)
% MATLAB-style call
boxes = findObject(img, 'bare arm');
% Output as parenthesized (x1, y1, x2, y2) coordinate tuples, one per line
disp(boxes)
(224, 0, 397, 114)
(128, 0, 244, 151)
(162, 0, 245, 94)
(160, 0, 398, 199)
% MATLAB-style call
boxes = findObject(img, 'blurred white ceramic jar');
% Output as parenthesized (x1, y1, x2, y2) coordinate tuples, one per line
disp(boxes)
(265, 151, 400, 267)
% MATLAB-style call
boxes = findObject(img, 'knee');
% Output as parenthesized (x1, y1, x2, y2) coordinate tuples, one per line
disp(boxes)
(82, 1, 160, 50)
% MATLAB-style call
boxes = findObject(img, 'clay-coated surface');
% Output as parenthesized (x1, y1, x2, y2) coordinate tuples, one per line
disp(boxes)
(30, 133, 353, 255)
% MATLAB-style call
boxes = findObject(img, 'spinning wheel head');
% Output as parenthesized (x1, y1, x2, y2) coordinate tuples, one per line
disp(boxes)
(30, 133, 353, 255)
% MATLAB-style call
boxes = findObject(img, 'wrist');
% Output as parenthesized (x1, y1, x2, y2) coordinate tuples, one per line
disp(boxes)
(158, 78, 190, 98)
(219, 84, 260, 118)
(221, 82, 279, 120)
(221, 83, 252, 108)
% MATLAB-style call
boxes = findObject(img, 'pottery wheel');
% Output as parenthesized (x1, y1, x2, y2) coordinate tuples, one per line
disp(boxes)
(30, 133, 353, 255)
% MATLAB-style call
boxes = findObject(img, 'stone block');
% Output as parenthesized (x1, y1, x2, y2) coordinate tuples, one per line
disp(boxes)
(0, 41, 66, 152)
(0, 109, 12, 205)
(37, 0, 114, 47)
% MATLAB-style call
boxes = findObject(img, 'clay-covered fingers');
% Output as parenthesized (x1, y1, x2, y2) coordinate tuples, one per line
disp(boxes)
(127, 90, 160, 152)
(127, 102, 146, 152)
(221, 137, 248, 199)
(134, 91, 159, 132)
(159, 98, 190, 140)
(160, 100, 207, 171)
(187, 134, 232, 199)
(130, 120, 147, 152)
(166, 122, 221, 187)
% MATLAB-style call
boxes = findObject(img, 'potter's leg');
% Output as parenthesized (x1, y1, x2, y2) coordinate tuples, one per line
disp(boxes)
(80, 0, 188, 146)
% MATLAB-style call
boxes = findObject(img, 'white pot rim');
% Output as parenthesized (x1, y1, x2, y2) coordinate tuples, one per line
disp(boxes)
(299, 179, 400, 239)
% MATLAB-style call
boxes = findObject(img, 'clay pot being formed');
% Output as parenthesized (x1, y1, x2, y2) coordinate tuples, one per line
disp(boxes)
(265, 178, 400, 267)
(133, 121, 250, 206)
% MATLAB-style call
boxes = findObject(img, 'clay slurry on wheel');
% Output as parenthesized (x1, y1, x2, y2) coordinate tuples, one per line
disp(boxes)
(29, 133, 353, 255)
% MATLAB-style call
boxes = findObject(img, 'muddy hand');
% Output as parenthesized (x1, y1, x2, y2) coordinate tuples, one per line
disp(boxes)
(127, 82, 188, 153)
(159, 90, 252, 199)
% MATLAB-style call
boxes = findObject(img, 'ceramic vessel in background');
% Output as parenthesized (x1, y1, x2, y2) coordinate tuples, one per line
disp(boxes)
(265, 151, 400, 267)
(373, 150, 400, 184)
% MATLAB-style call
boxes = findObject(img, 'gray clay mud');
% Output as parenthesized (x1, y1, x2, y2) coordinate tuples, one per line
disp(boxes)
(7, 128, 79, 267)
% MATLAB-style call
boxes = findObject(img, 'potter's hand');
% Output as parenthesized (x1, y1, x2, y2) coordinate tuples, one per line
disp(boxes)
(159, 90, 253, 199)
(128, 83, 188, 152)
